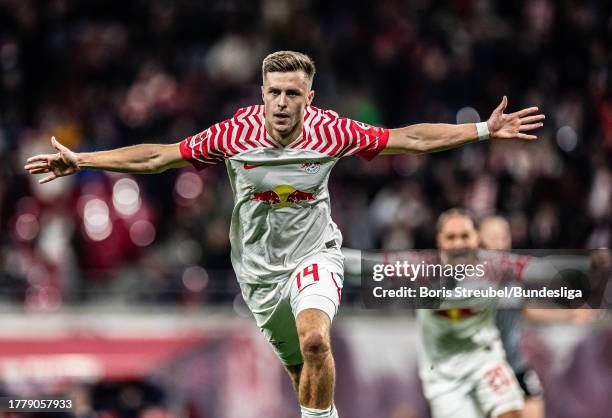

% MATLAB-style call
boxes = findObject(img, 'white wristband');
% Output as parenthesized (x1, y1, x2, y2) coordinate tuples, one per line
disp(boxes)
(476, 121, 490, 141)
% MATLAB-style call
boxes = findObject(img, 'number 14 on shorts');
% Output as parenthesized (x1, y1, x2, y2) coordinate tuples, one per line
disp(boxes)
(484, 364, 513, 393)
(296, 264, 320, 292)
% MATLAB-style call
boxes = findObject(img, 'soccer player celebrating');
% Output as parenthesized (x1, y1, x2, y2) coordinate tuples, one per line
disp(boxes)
(24, 51, 544, 418)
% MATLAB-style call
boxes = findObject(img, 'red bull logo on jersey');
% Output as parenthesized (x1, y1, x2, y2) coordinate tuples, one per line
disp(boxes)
(251, 185, 316, 208)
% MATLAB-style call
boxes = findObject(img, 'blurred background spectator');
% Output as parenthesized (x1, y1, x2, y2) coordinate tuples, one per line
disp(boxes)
(1, 0, 610, 308)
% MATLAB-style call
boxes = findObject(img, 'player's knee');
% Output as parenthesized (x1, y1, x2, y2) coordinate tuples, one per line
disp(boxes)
(300, 331, 330, 363)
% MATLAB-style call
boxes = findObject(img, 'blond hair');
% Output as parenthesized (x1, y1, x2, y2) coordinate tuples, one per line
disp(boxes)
(262, 51, 316, 84)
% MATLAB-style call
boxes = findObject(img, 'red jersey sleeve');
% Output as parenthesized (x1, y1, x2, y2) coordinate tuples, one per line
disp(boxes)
(179, 122, 228, 171)
(338, 118, 389, 160)
(179, 107, 252, 170)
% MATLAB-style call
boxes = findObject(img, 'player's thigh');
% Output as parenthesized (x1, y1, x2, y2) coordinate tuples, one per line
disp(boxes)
(474, 360, 524, 418)
(428, 389, 483, 418)
(239, 282, 303, 366)
(289, 250, 343, 325)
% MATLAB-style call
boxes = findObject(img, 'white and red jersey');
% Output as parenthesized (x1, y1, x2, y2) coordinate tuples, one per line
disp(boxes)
(180, 105, 388, 283)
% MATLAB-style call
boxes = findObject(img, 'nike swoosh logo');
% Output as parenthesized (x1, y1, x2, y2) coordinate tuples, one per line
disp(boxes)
(243, 164, 261, 170)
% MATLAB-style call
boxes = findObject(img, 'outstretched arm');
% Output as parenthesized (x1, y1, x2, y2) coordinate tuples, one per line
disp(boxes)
(24, 136, 188, 184)
(382, 96, 545, 154)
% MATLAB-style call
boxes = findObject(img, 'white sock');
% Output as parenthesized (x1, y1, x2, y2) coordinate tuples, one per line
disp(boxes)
(329, 405, 338, 418)
(300, 404, 338, 418)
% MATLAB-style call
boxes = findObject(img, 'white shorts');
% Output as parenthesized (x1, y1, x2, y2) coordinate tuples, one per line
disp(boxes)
(239, 249, 344, 366)
(422, 345, 524, 418)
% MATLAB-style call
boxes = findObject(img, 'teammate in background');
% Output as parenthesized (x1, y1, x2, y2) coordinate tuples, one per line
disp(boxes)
(343, 210, 546, 418)
(343, 210, 605, 418)
(480, 216, 545, 418)
(480, 216, 601, 418)
(418, 210, 528, 418)
(24, 51, 544, 418)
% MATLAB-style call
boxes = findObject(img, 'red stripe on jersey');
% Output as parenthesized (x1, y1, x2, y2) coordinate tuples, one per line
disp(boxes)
(233, 107, 247, 118)
(224, 121, 239, 155)
(298, 130, 311, 149)
(190, 132, 208, 161)
(200, 126, 213, 160)
(179, 136, 194, 160)
(232, 114, 248, 152)
(330, 119, 342, 157)
(253, 108, 268, 147)
(300, 108, 320, 149)
(348, 122, 364, 156)
(311, 110, 325, 150)
(291, 130, 308, 149)
(234, 108, 251, 150)
(248, 106, 262, 137)
(344, 120, 372, 158)
(358, 128, 388, 160)
(243, 106, 260, 149)
(253, 123, 263, 147)
(356, 128, 369, 155)
(255, 118, 275, 148)
(193, 131, 219, 164)
(318, 117, 336, 154)
(253, 109, 270, 148)
(262, 136, 277, 148)
(337, 119, 354, 158)
(330, 119, 348, 157)
(208, 124, 226, 160)
(291, 107, 314, 149)
(321, 119, 340, 156)
(299, 107, 321, 149)
(244, 115, 257, 148)
(330, 272, 341, 303)
(179, 136, 215, 170)
(219, 121, 232, 157)
(264, 135, 278, 147)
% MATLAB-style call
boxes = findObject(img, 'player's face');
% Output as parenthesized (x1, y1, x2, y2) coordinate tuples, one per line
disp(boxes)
(437, 215, 479, 252)
(479, 219, 511, 250)
(262, 71, 314, 140)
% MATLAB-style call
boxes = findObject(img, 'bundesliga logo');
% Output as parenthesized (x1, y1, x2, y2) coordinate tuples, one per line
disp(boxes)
(302, 162, 321, 174)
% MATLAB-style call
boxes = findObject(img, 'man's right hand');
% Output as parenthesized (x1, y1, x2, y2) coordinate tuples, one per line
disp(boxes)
(24, 136, 80, 184)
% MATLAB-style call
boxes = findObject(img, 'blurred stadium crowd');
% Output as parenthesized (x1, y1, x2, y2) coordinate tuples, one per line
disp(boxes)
(0, 0, 611, 310)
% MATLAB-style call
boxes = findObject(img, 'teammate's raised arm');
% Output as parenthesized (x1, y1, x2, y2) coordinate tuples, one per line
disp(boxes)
(24, 136, 188, 184)
(382, 96, 545, 154)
